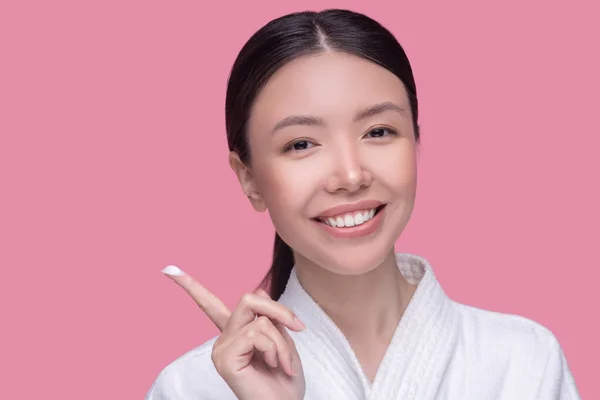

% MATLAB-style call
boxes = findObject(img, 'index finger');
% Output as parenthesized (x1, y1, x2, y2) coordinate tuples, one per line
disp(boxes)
(161, 265, 231, 331)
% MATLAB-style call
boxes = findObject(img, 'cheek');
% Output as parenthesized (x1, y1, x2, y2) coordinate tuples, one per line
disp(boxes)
(255, 162, 318, 217)
(371, 143, 418, 194)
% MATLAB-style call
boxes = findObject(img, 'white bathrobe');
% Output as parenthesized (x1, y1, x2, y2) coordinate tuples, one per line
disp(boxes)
(145, 253, 581, 399)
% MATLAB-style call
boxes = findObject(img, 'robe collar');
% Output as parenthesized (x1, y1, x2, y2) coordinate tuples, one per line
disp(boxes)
(278, 252, 459, 399)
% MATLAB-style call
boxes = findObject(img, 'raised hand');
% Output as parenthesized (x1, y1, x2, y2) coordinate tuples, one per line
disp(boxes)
(161, 265, 306, 400)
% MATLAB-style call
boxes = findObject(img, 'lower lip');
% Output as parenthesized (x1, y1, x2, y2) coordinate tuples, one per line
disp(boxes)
(313, 206, 386, 239)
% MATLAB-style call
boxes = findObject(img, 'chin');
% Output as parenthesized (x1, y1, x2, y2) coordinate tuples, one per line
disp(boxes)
(307, 240, 395, 276)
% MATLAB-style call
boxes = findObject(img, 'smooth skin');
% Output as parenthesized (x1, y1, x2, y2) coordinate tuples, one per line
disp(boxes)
(164, 270, 306, 399)
(164, 50, 420, 399)
(228, 51, 418, 383)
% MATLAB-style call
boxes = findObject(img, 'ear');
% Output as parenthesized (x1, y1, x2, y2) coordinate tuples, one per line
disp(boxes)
(228, 151, 267, 212)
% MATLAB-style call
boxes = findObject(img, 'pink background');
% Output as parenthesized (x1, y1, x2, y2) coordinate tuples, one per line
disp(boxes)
(1, 0, 597, 398)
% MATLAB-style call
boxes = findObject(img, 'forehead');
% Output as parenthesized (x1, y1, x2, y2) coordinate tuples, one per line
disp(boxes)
(249, 51, 410, 130)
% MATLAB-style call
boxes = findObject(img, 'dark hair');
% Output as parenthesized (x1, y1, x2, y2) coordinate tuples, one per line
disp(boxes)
(225, 9, 421, 300)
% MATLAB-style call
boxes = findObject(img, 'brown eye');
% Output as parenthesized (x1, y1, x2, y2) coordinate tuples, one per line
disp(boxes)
(293, 140, 310, 150)
(284, 139, 315, 153)
(365, 127, 398, 139)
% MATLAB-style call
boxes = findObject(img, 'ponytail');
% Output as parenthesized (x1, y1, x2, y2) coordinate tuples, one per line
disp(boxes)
(258, 232, 295, 300)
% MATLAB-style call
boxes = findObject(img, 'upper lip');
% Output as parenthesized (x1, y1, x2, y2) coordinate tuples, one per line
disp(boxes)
(314, 200, 385, 218)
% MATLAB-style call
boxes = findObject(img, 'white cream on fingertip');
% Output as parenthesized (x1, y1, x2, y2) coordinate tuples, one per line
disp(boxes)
(161, 265, 186, 276)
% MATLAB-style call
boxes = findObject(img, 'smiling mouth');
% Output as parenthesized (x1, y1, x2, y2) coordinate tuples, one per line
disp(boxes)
(312, 204, 386, 228)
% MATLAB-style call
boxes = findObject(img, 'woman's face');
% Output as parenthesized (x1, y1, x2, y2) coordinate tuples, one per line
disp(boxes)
(233, 51, 418, 275)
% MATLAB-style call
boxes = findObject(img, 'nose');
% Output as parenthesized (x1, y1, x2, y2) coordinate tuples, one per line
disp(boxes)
(325, 143, 372, 193)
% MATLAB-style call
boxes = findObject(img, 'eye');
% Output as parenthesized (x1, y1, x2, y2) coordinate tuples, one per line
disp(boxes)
(284, 139, 315, 153)
(364, 127, 398, 139)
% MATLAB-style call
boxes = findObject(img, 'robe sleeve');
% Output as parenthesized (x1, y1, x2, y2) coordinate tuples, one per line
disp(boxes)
(144, 354, 237, 400)
(535, 333, 581, 400)
(144, 369, 180, 400)
(144, 367, 203, 400)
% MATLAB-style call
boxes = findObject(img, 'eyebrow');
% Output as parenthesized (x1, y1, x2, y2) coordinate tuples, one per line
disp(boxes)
(271, 101, 408, 134)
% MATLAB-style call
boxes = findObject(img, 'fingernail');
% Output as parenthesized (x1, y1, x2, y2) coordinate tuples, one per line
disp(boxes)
(294, 316, 306, 331)
(161, 265, 186, 276)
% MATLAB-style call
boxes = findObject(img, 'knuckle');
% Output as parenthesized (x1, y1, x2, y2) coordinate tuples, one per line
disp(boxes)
(256, 315, 271, 327)
(284, 309, 296, 321)
(241, 292, 254, 304)
(246, 329, 257, 339)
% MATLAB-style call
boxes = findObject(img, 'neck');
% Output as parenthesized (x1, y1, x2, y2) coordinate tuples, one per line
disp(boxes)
(293, 249, 416, 341)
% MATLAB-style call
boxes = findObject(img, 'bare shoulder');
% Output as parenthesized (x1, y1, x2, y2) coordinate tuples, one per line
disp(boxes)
(145, 335, 237, 400)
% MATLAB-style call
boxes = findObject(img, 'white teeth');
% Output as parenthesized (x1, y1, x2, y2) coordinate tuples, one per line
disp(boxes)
(321, 207, 379, 228)
(344, 215, 355, 227)
(354, 213, 364, 225)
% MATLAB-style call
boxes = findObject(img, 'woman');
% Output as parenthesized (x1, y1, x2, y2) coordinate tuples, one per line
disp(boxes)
(146, 9, 580, 400)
